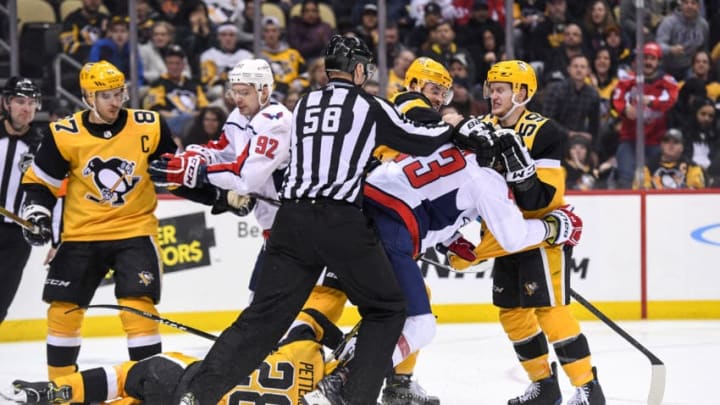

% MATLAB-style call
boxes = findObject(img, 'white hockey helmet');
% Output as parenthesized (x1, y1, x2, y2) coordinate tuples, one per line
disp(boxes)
(228, 59, 274, 104)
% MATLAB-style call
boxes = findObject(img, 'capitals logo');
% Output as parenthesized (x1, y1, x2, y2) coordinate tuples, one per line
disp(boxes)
(83, 156, 141, 206)
(262, 111, 284, 120)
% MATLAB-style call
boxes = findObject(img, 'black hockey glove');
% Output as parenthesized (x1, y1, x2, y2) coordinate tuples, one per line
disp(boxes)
(451, 118, 498, 167)
(211, 189, 256, 216)
(495, 129, 536, 184)
(21, 204, 52, 246)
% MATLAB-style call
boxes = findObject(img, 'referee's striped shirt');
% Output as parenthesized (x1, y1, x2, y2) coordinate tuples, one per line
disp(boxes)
(0, 120, 43, 225)
(282, 79, 454, 205)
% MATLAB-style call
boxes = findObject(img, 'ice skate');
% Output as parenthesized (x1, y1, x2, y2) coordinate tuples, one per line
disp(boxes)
(381, 373, 440, 405)
(566, 367, 605, 405)
(1, 380, 71, 404)
(507, 362, 562, 405)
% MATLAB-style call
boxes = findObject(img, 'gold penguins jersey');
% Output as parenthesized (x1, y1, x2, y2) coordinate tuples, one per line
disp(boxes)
(50, 332, 328, 403)
(452, 110, 566, 267)
(373, 91, 442, 162)
(263, 46, 307, 87)
(22, 109, 176, 241)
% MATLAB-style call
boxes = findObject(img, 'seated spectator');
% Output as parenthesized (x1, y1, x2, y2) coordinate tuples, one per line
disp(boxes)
(88, 16, 144, 85)
(679, 50, 720, 101)
(140, 21, 192, 84)
(144, 45, 209, 137)
(136, 0, 158, 44)
(283, 87, 302, 112)
(527, 0, 574, 66)
(681, 97, 720, 173)
(60, 0, 109, 63)
(543, 23, 586, 84)
(668, 77, 707, 129)
(589, 46, 620, 128)
(200, 23, 254, 101)
(581, 0, 617, 57)
(471, 27, 503, 84)
(604, 24, 633, 76)
(302, 58, 328, 94)
(655, 0, 709, 80)
(456, 0, 503, 53)
(387, 49, 416, 100)
(176, 1, 213, 80)
(383, 22, 410, 70)
(405, 2, 444, 55)
(261, 16, 307, 100)
(562, 136, 600, 191)
(179, 105, 227, 149)
(149, 0, 202, 27)
(619, 0, 670, 47)
(287, 0, 335, 62)
(355, 3, 379, 55)
(640, 128, 705, 189)
(421, 20, 476, 83)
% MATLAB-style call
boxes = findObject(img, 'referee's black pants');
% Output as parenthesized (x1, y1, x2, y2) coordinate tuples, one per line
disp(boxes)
(186, 199, 407, 404)
(0, 224, 32, 323)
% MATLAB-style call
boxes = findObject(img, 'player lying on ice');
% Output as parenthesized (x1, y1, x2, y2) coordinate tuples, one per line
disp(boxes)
(2, 307, 349, 405)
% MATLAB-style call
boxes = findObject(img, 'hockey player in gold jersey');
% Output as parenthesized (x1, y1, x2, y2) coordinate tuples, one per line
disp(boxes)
(5, 308, 344, 405)
(20, 60, 177, 380)
(451, 60, 606, 405)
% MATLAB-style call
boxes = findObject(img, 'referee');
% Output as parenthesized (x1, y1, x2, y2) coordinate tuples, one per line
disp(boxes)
(180, 36, 457, 405)
(0, 77, 44, 324)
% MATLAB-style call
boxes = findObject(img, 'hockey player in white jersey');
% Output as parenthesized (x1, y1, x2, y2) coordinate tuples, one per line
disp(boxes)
(307, 127, 583, 404)
(149, 59, 292, 290)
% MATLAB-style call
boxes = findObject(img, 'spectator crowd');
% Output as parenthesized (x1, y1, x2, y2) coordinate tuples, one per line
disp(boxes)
(13, 0, 720, 188)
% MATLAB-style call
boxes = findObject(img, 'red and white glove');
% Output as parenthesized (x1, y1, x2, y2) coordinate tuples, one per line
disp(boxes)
(148, 153, 207, 188)
(436, 233, 477, 262)
(543, 205, 583, 246)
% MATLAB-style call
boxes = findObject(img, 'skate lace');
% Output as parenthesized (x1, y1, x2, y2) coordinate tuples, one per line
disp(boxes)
(567, 385, 591, 405)
(517, 381, 541, 400)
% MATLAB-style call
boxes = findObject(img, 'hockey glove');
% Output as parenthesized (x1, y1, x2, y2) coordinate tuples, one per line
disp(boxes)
(148, 153, 208, 188)
(435, 233, 477, 262)
(184, 144, 216, 165)
(495, 129, 536, 184)
(452, 119, 497, 167)
(20, 204, 52, 246)
(211, 189, 256, 216)
(543, 205, 583, 246)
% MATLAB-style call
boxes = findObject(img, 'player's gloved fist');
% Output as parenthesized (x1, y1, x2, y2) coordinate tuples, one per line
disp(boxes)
(436, 233, 477, 262)
(20, 204, 52, 246)
(543, 205, 583, 246)
(184, 144, 216, 165)
(148, 153, 207, 188)
(495, 129, 536, 183)
(211, 189, 256, 216)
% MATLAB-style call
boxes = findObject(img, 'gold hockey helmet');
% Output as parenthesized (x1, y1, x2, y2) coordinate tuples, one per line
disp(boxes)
(79, 60, 127, 103)
(404, 57, 453, 105)
(485, 60, 537, 102)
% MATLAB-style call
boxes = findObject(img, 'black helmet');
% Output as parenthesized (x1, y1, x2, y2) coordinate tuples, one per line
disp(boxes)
(2, 77, 41, 110)
(324, 35, 374, 75)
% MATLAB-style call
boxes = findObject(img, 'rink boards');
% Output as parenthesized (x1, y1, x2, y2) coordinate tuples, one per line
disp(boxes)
(2, 190, 719, 341)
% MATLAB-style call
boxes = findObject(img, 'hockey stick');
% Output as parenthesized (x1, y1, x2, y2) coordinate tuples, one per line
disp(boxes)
(570, 290, 665, 405)
(418, 256, 666, 403)
(65, 304, 218, 341)
(0, 206, 38, 233)
(248, 193, 282, 207)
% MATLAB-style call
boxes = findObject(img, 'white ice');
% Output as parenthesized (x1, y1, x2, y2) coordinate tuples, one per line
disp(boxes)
(1, 320, 717, 404)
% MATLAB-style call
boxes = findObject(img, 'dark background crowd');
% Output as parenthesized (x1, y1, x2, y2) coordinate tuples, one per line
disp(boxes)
(3, 0, 720, 189)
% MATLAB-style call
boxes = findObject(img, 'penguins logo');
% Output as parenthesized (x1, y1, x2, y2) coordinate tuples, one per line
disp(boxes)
(83, 157, 141, 206)
(138, 271, 155, 287)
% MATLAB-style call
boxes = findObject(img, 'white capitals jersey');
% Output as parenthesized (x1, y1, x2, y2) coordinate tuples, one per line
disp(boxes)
(364, 143, 548, 256)
(200, 102, 292, 230)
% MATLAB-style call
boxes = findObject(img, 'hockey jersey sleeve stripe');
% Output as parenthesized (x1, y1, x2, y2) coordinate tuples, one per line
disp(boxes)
(207, 141, 251, 176)
(27, 162, 64, 189)
(534, 158, 561, 168)
(364, 183, 421, 256)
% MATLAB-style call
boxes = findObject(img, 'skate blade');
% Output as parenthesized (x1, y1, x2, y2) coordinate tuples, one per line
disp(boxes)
(0, 388, 26, 404)
(301, 390, 333, 405)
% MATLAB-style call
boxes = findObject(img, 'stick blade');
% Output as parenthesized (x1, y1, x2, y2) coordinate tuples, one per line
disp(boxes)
(647, 364, 666, 405)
